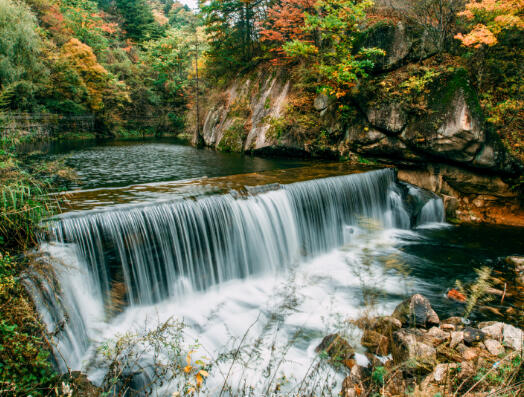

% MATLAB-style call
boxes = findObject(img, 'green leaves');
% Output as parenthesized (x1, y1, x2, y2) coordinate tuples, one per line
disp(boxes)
(283, 0, 382, 99)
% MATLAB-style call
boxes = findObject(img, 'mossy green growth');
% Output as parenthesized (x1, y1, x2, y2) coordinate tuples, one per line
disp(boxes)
(429, 68, 482, 119)
(0, 253, 58, 396)
(266, 116, 288, 143)
(217, 119, 247, 152)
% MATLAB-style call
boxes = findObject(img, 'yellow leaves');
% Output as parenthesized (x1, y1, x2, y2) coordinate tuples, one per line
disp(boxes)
(182, 350, 208, 393)
(494, 14, 524, 29)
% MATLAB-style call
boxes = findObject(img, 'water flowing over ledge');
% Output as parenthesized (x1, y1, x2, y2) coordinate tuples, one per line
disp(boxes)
(29, 168, 444, 375)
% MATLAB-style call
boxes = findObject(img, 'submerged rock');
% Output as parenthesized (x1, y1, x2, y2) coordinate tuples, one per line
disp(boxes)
(392, 294, 440, 328)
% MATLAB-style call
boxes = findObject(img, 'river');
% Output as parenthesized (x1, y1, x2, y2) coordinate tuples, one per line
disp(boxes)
(26, 138, 524, 396)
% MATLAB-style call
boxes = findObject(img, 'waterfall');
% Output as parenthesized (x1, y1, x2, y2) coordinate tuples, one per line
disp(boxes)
(30, 168, 444, 373)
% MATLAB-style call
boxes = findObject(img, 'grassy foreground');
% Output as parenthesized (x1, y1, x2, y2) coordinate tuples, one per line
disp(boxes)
(0, 137, 69, 395)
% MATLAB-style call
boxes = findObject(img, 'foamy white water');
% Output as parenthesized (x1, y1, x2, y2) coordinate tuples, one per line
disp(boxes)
(28, 169, 445, 395)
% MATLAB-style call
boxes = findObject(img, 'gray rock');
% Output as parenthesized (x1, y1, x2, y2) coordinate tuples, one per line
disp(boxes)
(473, 145, 496, 168)
(354, 22, 437, 72)
(484, 339, 505, 356)
(314, 94, 330, 111)
(392, 329, 437, 372)
(365, 102, 407, 134)
(346, 126, 386, 146)
(401, 88, 484, 164)
(503, 324, 523, 352)
(392, 294, 440, 328)
(480, 322, 504, 341)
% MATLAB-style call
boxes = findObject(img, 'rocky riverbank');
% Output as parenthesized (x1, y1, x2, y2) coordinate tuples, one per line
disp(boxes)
(190, 20, 524, 227)
(315, 257, 524, 397)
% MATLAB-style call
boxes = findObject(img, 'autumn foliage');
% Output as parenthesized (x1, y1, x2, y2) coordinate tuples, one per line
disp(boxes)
(455, 0, 524, 47)
(260, 0, 317, 62)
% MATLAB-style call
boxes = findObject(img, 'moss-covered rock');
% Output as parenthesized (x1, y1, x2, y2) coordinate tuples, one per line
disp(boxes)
(354, 21, 437, 72)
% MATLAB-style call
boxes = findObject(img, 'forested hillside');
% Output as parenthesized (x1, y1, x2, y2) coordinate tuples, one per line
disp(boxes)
(0, 0, 202, 135)
(1, 0, 521, 153)
(194, 0, 523, 164)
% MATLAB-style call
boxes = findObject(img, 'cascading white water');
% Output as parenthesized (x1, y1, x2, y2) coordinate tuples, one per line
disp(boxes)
(29, 168, 445, 387)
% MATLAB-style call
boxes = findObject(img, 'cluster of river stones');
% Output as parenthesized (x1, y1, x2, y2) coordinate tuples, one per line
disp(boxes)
(316, 289, 523, 397)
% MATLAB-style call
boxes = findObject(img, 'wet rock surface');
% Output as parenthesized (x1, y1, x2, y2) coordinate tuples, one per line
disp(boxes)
(392, 293, 440, 328)
(315, 333, 355, 366)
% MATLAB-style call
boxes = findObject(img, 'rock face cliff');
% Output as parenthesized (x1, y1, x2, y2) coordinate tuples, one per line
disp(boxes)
(193, 21, 523, 225)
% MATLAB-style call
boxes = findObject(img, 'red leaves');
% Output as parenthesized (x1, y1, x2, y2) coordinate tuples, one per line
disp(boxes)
(259, 0, 317, 61)
(447, 289, 467, 303)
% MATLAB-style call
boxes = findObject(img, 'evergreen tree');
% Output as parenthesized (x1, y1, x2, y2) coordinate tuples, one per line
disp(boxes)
(115, 0, 165, 41)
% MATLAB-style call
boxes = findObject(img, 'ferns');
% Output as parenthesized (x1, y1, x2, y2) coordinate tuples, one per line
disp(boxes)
(0, 147, 60, 250)
(455, 266, 494, 320)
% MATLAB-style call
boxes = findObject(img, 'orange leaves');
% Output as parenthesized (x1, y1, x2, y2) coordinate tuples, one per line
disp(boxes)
(455, 24, 498, 48)
(456, 0, 524, 48)
(260, 0, 317, 60)
(182, 350, 209, 394)
(60, 38, 108, 110)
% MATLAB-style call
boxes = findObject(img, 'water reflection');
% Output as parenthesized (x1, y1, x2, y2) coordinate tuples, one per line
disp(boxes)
(24, 137, 312, 189)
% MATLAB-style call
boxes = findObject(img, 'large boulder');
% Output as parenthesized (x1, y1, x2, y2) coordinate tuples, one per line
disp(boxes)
(401, 70, 486, 164)
(364, 102, 408, 134)
(392, 294, 440, 328)
(354, 22, 437, 72)
(392, 328, 437, 372)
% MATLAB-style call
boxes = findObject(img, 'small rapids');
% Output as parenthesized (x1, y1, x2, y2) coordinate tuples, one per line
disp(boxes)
(27, 168, 445, 395)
